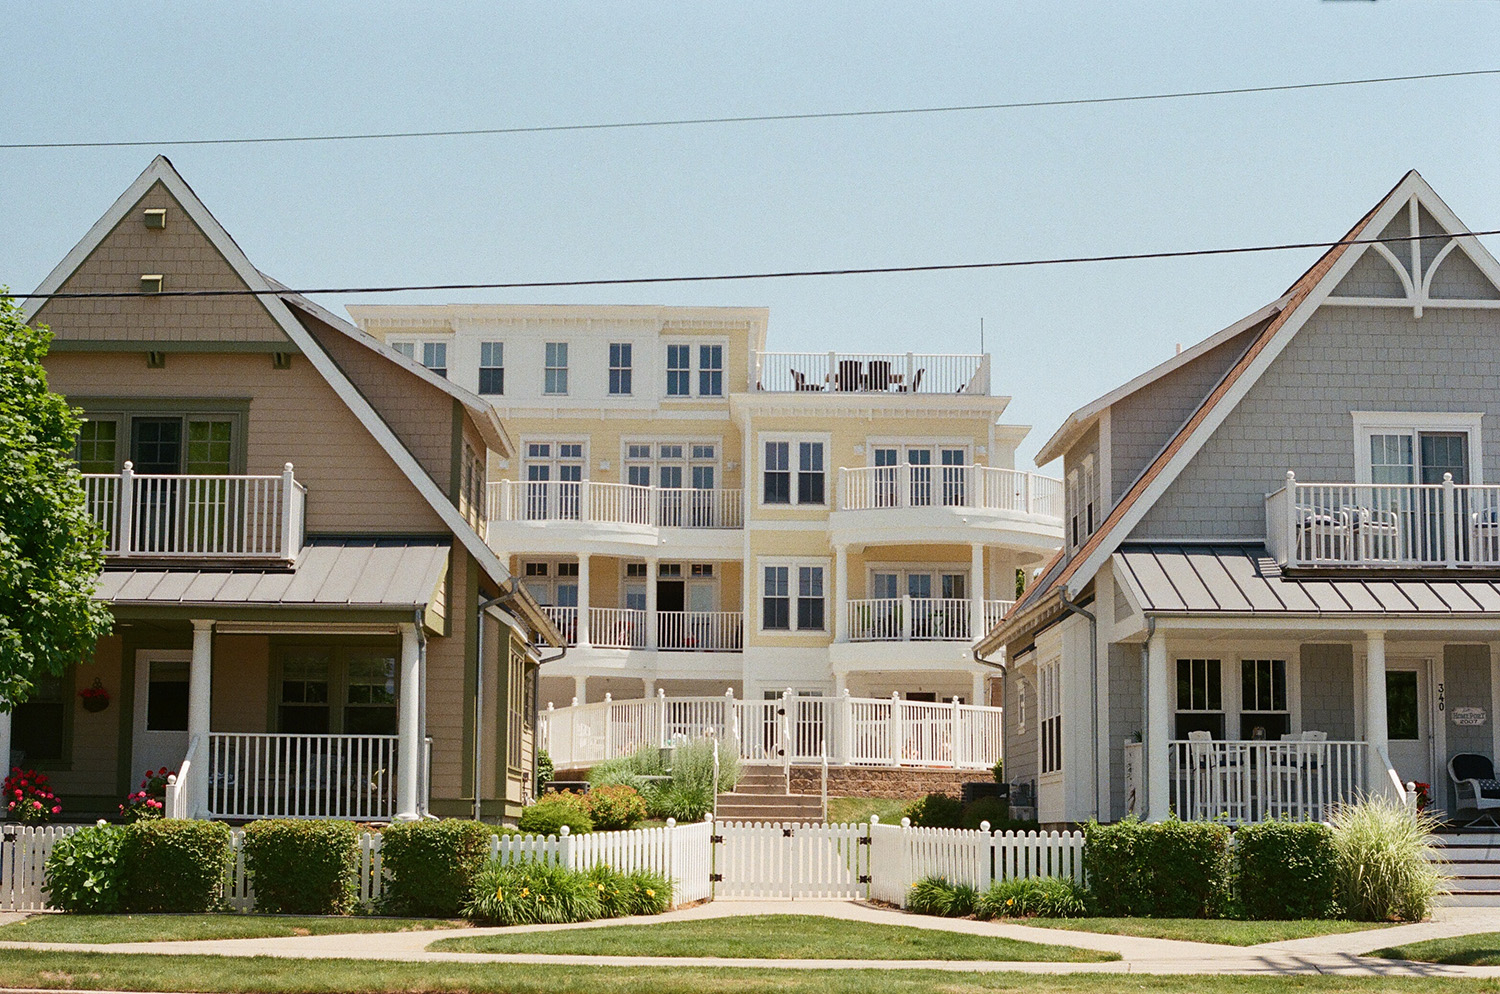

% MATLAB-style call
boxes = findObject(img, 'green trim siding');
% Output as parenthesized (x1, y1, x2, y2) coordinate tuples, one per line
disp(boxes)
(461, 555, 479, 800)
(449, 398, 464, 503)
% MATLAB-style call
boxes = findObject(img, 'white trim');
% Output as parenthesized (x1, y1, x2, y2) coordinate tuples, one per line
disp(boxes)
(24, 158, 523, 599)
(1351, 411, 1485, 485)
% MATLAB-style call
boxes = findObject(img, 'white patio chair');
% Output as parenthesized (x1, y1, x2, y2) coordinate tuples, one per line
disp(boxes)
(1296, 506, 1353, 562)
(1185, 731, 1226, 820)
(1353, 506, 1401, 562)
(1449, 753, 1500, 828)
(1473, 507, 1500, 565)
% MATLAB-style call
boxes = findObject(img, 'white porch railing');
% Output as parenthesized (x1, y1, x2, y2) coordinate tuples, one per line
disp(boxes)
(591, 607, 646, 649)
(838, 464, 1063, 519)
(658, 611, 744, 651)
(1169, 738, 1368, 824)
(847, 597, 988, 641)
(488, 480, 744, 529)
(206, 733, 399, 820)
(984, 599, 1015, 632)
(83, 463, 305, 560)
(542, 690, 1003, 771)
(544, 606, 580, 646)
(1266, 472, 1500, 568)
(754, 351, 991, 395)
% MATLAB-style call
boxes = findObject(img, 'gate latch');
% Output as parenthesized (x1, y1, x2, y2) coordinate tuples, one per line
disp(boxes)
(857, 836, 872, 846)
(710, 835, 724, 844)
(782, 828, 794, 837)
(858, 874, 872, 883)
(710, 873, 723, 882)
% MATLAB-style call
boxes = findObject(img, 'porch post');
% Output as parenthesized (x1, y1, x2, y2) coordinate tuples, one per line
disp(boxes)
(1146, 629, 1170, 822)
(576, 554, 591, 648)
(970, 543, 985, 642)
(971, 671, 986, 707)
(833, 544, 849, 642)
(645, 556, 659, 649)
(0, 708, 11, 801)
(572, 674, 588, 704)
(187, 619, 213, 819)
(396, 622, 421, 821)
(1365, 630, 1390, 795)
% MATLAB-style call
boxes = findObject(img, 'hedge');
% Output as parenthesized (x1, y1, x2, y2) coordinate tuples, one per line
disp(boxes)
(1084, 817, 1231, 918)
(44, 824, 127, 913)
(120, 819, 233, 913)
(243, 820, 359, 915)
(379, 819, 495, 916)
(1236, 820, 1340, 920)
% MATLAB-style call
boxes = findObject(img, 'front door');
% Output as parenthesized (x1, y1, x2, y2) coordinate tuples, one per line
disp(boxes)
(132, 651, 191, 780)
(1386, 660, 1432, 790)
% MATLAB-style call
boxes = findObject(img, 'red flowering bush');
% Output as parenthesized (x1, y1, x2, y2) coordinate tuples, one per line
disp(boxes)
(4, 768, 61, 823)
(120, 767, 173, 822)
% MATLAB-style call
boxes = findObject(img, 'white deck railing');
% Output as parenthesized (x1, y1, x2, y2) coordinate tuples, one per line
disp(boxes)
(754, 351, 990, 395)
(83, 463, 305, 560)
(984, 598, 1015, 632)
(543, 606, 580, 646)
(206, 733, 399, 820)
(1266, 472, 1500, 568)
(489, 480, 744, 529)
(838, 464, 1062, 519)
(542, 690, 1003, 771)
(591, 607, 646, 648)
(846, 597, 974, 641)
(1169, 738, 1368, 824)
(658, 611, 744, 651)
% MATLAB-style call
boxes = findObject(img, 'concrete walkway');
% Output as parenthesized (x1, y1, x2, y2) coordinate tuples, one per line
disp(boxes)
(2, 901, 1500, 977)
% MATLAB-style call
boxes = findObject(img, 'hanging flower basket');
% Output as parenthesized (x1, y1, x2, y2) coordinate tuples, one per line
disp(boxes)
(79, 679, 110, 713)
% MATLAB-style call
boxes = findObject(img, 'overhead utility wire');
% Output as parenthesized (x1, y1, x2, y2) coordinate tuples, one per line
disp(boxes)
(13, 227, 1499, 300)
(3, 69, 1497, 150)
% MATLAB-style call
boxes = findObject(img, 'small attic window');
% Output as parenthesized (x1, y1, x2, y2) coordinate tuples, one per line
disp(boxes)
(272, 352, 292, 370)
(142, 208, 167, 229)
(146, 351, 166, 369)
(139, 274, 163, 294)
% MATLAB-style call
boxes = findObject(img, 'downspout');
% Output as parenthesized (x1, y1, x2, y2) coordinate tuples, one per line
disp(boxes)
(414, 610, 430, 819)
(1058, 593, 1100, 822)
(971, 643, 1007, 778)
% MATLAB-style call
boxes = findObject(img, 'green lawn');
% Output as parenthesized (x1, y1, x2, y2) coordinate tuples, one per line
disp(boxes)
(1373, 932, 1500, 965)
(428, 914, 1111, 961)
(825, 796, 909, 824)
(1013, 918, 1395, 946)
(0, 914, 466, 944)
(0, 950, 1492, 994)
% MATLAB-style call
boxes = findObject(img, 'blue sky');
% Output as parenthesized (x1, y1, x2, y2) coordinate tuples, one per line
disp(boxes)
(5, 2, 1499, 470)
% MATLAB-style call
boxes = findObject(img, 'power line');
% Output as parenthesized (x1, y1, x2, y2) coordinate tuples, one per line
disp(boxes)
(12, 228, 1496, 300)
(4, 69, 1498, 150)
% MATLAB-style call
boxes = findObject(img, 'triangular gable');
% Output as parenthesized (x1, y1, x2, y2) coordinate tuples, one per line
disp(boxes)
(21, 157, 522, 601)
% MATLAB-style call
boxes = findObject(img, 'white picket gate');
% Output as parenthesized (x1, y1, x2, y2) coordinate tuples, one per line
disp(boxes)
(0, 825, 77, 911)
(713, 821, 868, 899)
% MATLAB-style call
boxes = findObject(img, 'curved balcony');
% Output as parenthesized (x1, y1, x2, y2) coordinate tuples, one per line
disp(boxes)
(830, 464, 1062, 552)
(487, 480, 743, 557)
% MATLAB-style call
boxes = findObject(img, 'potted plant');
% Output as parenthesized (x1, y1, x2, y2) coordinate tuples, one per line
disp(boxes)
(78, 679, 110, 713)
(4, 769, 61, 823)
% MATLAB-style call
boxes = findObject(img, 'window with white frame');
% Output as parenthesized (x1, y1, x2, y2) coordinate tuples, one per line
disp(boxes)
(609, 343, 633, 396)
(1082, 455, 1097, 538)
(663, 340, 727, 398)
(1174, 658, 1224, 739)
(666, 344, 691, 397)
(1066, 468, 1081, 550)
(1354, 413, 1482, 487)
(1239, 658, 1289, 740)
(623, 561, 648, 611)
(798, 442, 825, 504)
(522, 441, 585, 520)
(762, 439, 826, 506)
(421, 342, 447, 378)
(698, 344, 724, 397)
(544, 342, 569, 395)
(1039, 658, 1062, 774)
(761, 562, 826, 631)
(479, 342, 504, 395)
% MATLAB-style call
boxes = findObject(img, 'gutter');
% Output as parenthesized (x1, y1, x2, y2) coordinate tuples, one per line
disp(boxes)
(1058, 593, 1100, 822)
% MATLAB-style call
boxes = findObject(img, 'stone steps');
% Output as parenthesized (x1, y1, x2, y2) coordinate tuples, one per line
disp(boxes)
(1430, 834, 1500, 906)
(716, 765, 823, 823)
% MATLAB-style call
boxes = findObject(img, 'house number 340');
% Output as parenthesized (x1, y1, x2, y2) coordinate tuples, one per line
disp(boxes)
(1437, 682, 1445, 712)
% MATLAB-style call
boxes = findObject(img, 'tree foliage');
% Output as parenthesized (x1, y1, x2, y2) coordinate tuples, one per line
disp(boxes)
(0, 294, 111, 705)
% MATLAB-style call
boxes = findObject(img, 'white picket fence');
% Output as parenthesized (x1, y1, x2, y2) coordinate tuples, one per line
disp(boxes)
(714, 821, 868, 899)
(867, 820, 1086, 906)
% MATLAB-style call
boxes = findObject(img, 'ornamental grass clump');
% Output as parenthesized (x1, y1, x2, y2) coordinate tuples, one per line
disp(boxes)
(906, 875, 977, 917)
(1330, 795, 1445, 922)
(976, 876, 1089, 919)
(587, 736, 738, 821)
(463, 860, 601, 925)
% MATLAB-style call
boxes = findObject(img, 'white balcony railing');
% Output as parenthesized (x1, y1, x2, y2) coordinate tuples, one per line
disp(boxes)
(83, 463, 306, 560)
(590, 607, 646, 649)
(544, 606, 580, 646)
(754, 351, 990, 395)
(846, 597, 980, 641)
(1169, 738, 1368, 824)
(206, 732, 398, 820)
(1266, 472, 1500, 568)
(984, 599, 1015, 632)
(838, 464, 1063, 520)
(488, 480, 744, 529)
(657, 610, 744, 651)
(542, 690, 1003, 771)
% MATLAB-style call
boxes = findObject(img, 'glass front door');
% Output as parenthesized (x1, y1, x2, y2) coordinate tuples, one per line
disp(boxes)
(1385, 661, 1431, 791)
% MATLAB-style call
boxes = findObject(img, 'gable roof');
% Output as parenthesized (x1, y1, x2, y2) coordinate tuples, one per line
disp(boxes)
(22, 156, 556, 644)
(987, 169, 1500, 650)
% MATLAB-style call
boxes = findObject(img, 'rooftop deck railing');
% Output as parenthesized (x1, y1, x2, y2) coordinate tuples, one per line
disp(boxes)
(83, 463, 306, 560)
(754, 351, 990, 395)
(839, 464, 1063, 519)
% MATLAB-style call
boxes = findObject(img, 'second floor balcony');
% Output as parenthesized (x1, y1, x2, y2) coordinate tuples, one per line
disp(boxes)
(754, 351, 991, 395)
(838, 464, 1062, 517)
(542, 606, 744, 652)
(84, 463, 306, 562)
(488, 480, 744, 532)
(1266, 472, 1500, 569)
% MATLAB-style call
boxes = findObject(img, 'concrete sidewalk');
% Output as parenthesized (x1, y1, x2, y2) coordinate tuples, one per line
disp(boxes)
(1, 901, 1499, 977)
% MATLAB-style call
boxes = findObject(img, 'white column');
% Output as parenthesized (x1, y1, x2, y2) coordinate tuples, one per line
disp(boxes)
(1490, 644, 1500, 767)
(833, 544, 849, 642)
(572, 673, 588, 704)
(969, 543, 985, 642)
(576, 554, 592, 648)
(395, 622, 421, 821)
(187, 619, 213, 819)
(972, 671, 986, 707)
(1146, 629, 1170, 822)
(1365, 630, 1390, 795)
(833, 672, 847, 696)
(0, 709, 12, 809)
(645, 556, 659, 649)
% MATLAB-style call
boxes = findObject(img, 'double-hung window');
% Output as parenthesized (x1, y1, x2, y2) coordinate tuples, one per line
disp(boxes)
(762, 439, 825, 505)
(763, 441, 791, 504)
(666, 345, 692, 397)
(1039, 659, 1062, 774)
(797, 566, 825, 630)
(698, 345, 724, 397)
(761, 562, 825, 631)
(762, 566, 790, 630)
(544, 343, 569, 395)
(797, 442, 825, 504)
(609, 343, 633, 396)
(479, 342, 504, 395)
(421, 342, 448, 378)
(1174, 658, 1224, 739)
(1239, 659, 1289, 740)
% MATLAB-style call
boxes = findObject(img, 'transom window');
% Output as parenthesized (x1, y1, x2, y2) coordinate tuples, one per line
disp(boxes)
(623, 441, 719, 491)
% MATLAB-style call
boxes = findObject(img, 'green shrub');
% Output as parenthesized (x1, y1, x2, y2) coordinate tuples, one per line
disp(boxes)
(589, 745, 668, 809)
(903, 793, 963, 828)
(588, 737, 737, 820)
(992, 759, 1004, 783)
(120, 819, 232, 913)
(960, 797, 1010, 830)
(906, 875, 976, 916)
(621, 868, 672, 915)
(518, 794, 594, 835)
(535, 749, 555, 794)
(586, 864, 633, 918)
(585, 784, 647, 831)
(45, 824, 127, 913)
(1083, 817, 1231, 918)
(379, 819, 497, 916)
(1237, 820, 1340, 920)
(976, 876, 1089, 919)
(1330, 796, 1445, 922)
(652, 780, 715, 822)
(463, 860, 601, 925)
(242, 820, 358, 915)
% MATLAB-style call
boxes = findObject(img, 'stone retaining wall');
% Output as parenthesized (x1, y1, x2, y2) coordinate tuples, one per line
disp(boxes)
(788, 766, 987, 799)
